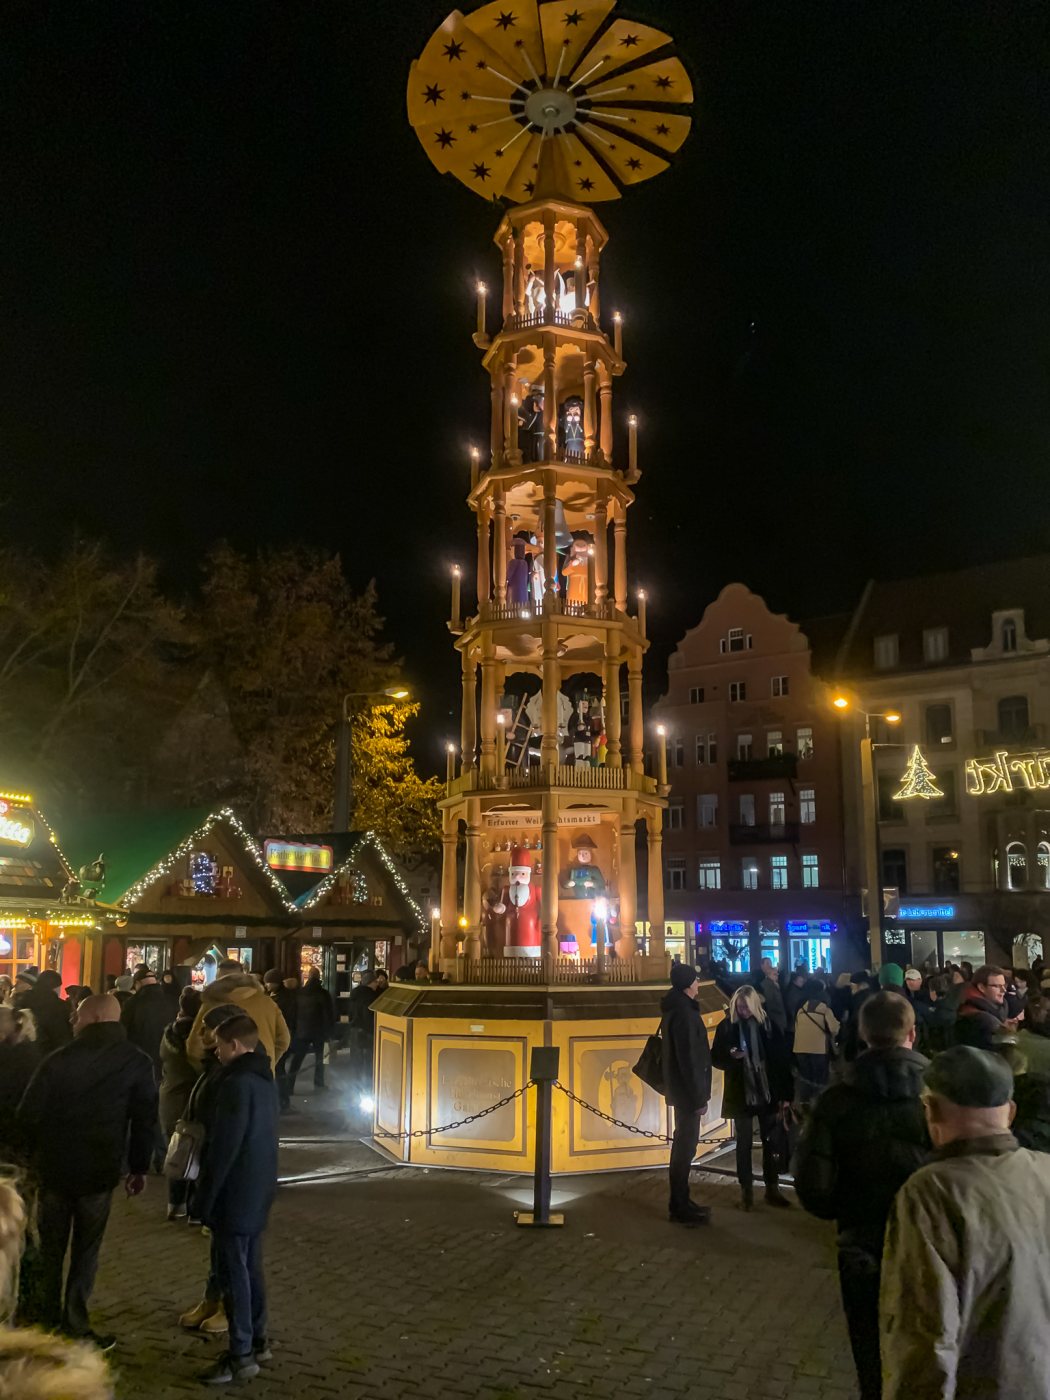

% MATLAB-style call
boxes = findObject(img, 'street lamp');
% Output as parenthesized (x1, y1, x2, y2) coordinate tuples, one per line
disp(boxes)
(333, 687, 412, 831)
(832, 695, 901, 969)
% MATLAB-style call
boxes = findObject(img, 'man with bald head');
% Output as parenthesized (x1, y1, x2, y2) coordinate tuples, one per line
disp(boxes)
(18, 990, 157, 1350)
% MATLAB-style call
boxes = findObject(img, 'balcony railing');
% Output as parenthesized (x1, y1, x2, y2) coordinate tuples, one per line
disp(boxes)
(445, 766, 657, 799)
(504, 309, 597, 334)
(729, 821, 801, 845)
(461, 955, 639, 985)
(727, 754, 799, 782)
(475, 598, 615, 624)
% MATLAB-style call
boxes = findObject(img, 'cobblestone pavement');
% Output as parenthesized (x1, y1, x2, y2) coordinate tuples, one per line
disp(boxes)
(89, 1079, 859, 1400)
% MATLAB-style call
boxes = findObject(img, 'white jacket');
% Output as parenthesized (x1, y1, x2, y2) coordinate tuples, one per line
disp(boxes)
(792, 1000, 840, 1056)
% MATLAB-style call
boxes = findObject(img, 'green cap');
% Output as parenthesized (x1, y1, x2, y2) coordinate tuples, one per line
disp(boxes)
(878, 963, 904, 988)
(924, 1046, 1014, 1108)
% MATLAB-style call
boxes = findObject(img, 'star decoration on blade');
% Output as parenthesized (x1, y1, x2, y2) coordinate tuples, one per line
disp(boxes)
(408, 0, 692, 203)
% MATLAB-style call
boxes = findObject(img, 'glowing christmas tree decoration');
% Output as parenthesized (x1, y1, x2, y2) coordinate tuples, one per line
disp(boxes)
(894, 745, 944, 801)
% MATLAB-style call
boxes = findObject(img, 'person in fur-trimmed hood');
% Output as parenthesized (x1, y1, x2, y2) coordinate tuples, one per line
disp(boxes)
(186, 961, 289, 1073)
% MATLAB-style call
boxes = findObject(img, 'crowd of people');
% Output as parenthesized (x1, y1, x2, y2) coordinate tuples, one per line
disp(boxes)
(0, 955, 357, 1389)
(662, 951, 1050, 1398)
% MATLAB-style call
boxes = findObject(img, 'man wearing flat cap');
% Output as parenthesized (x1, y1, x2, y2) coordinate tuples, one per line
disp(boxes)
(880, 1045, 1050, 1399)
(661, 963, 712, 1227)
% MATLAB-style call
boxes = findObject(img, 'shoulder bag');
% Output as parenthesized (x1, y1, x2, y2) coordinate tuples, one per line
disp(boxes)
(632, 1020, 665, 1095)
(163, 1075, 207, 1182)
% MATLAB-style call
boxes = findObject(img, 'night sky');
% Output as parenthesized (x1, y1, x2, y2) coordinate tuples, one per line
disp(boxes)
(6, 1, 1049, 764)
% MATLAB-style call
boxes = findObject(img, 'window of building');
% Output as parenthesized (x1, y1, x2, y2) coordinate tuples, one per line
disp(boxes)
(998, 694, 1030, 739)
(698, 860, 721, 890)
(736, 733, 753, 760)
(729, 681, 747, 703)
(667, 856, 687, 891)
(923, 627, 949, 663)
(707, 733, 718, 764)
(799, 788, 816, 824)
(1001, 618, 1018, 653)
(878, 771, 904, 822)
(668, 800, 684, 831)
(671, 738, 685, 768)
(771, 675, 789, 697)
(796, 727, 814, 759)
(767, 730, 783, 757)
(1007, 841, 1027, 891)
(689, 686, 705, 704)
(738, 794, 755, 826)
(769, 792, 786, 826)
(874, 634, 899, 670)
(720, 627, 751, 654)
(695, 734, 706, 765)
(698, 794, 718, 828)
(1038, 842, 1050, 891)
(882, 847, 907, 894)
(925, 703, 953, 747)
(770, 854, 788, 890)
(927, 769, 958, 819)
(742, 859, 759, 891)
(932, 846, 960, 894)
(802, 854, 819, 888)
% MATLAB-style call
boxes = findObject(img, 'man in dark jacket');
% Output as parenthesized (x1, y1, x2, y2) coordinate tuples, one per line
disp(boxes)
(263, 969, 298, 1111)
(121, 970, 172, 1072)
(286, 967, 336, 1094)
(660, 963, 713, 1226)
(347, 968, 388, 1085)
(793, 991, 928, 1400)
(12, 968, 73, 1057)
(17, 993, 157, 1349)
(955, 965, 1014, 1049)
(194, 1013, 279, 1386)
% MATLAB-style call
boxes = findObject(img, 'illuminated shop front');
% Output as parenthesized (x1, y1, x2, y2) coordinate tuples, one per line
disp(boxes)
(694, 913, 848, 976)
(884, 902, 988, 972)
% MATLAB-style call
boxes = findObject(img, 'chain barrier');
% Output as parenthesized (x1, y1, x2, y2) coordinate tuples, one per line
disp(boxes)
(372, 1081, 533, 1140)
(552, 1080, 675, 1143)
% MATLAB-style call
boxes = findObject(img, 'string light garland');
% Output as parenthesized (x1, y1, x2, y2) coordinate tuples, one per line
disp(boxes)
(297, 830, 427, 932)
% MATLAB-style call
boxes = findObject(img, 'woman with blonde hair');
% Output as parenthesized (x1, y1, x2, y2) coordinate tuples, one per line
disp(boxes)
(712, 984, 792, 1210)
(0, 1175, 113, 1400)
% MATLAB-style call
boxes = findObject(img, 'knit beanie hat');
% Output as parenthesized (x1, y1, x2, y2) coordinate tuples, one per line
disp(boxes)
(878, 963, 905, 988)
(14, 970, 37, 987)
(670, 962, 698, 991)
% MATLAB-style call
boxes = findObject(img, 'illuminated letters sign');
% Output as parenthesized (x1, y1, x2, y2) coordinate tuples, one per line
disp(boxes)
(0, 802, 34, 848)
(709, 920, 748, 935)
(785, 920, 838, 935)
(897, 904, 955, 921)
(264, 840, 333, 874)
(965, 748, 1050, 796)
(484, 811, 601, 829)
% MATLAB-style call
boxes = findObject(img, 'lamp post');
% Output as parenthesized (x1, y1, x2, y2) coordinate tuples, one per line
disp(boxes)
(334, 687, 411, 831)
(833, 696, 901, 970)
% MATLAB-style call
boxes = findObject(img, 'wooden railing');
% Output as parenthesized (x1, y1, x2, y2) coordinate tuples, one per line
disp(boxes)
(462, 955, 640, 985)
(445, 766, 657, 798)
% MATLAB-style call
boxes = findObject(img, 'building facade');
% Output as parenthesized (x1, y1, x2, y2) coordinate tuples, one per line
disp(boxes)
(654, 584, 859, 974)
(834, 557, 1050, 970)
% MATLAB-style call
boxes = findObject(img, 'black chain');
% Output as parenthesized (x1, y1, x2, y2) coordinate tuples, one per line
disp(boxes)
(552, 1080, 675, 1142)
(372, 1082, 533, 1140)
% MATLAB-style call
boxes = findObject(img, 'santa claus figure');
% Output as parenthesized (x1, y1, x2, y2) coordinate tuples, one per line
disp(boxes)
(504, 844, 542, 958)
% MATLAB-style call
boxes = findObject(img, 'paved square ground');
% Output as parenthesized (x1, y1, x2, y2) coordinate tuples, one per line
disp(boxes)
(89, 1084, 859, 1400)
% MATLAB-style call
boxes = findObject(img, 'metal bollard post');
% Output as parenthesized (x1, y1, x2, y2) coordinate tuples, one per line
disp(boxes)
(515, 1046, 564, 1228)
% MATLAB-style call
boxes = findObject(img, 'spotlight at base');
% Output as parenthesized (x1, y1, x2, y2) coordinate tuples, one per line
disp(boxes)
(359, 1094, 375, 1114)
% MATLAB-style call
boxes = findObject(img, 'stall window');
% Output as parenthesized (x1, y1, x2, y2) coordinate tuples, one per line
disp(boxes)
(770, 855, 788, 890)
(802, 854, 819, 889)
(799, 788, 816, 824)
(742, 860, 759, 891)
(932, 846, 960, 894)
(125, 941, 166, 975)
(698, 860, 721, 890)
(1007, 842, 1028, 891)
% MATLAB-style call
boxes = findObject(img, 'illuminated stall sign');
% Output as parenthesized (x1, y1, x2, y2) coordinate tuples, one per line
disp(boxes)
(263, 840, 334, 874)
(965, 748, 1050, 796)
(0, 802, 34, 848)
(785, 920, 838, 935)
(896, 904, 955, 921)
(484, 811, 602, 829)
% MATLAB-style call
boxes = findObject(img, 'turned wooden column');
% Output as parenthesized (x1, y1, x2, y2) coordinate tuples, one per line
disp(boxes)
(479, 634, 496, 775)
(541, 789, 559, 966)
(604, 645, 622, 766)
(461, 650, 477, 771)
(439, 812, 459, 960)
(628, 650, 644, 774)
(543, 474, 558, 602)
(594, 491, 609, 604)
(598, 363, 613, 462)
(646, 810, 665, 958)
(583, 356, 597, 456)
(492, 487, 507, 605)
(463, 798, 482, 961)
(501, 232, 514, 321)
(541, 614, 560, 771)
(613, 516, 628, 612)
(542, 335, 556, 461)
(543, 210, 556, 320)
(476, 502, 491, 608)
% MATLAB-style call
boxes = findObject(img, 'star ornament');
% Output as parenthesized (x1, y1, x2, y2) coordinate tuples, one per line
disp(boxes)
(620, 33, 640, 47)
(434, 128, 456, 148)
(495, 10, 517, 29)
(442, 39, 465, 61)
(472, 161, 492, 181)
(423, 83, 445, 105)
(563, 8, 583, 24)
